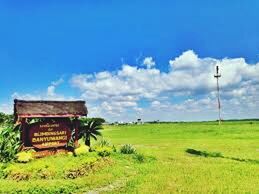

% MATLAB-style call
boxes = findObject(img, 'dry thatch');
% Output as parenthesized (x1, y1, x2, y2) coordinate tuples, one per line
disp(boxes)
(14, 99, 87, 119)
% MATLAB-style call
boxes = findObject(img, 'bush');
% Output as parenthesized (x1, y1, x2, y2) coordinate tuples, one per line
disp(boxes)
(37, 168, 56, 179)
(120, 144, 136, 154)
(95, 146, 112, 157)
(4, 166, 31, 181)
(75, 144, 90, 156)
(64, 157, 98, 179)
(133, 153, 145, 163)
(4, 155, 100, 181)
(0, 163, 7, 178)
(0, 113, 14, 126)
(16, 150, 35, 163)
(91, 139, 116, 156)
(0, 126, 20, 163)
(67, 151, 74, 156)
(96, 139, 112, 147)
(112, 145, 117, 152)
(185, 148, 223, 158)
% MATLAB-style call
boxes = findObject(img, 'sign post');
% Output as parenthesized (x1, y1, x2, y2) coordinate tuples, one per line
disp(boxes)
(28, 120, 72, 149)
(14, 100, 87, 157)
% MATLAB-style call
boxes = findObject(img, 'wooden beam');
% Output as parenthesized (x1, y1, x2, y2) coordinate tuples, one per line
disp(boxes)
(73, 117, 80, 147)
(21, 118, 27, 150)
(18, 114, 84, 118)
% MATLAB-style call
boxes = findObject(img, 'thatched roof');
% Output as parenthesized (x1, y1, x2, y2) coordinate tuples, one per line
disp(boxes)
(14, 99, 87, 119)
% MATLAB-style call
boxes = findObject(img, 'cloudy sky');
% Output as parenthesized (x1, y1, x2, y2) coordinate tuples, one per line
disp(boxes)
(1, 0, 259, 122)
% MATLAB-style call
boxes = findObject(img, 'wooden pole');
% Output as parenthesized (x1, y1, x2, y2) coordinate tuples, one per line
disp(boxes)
(74, 117, 79, 147)
(21, 118, 27, 149)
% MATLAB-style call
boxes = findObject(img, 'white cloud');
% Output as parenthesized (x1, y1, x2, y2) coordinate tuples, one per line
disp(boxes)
(71, 50, 259, 121)
(0, 104, 12, 114)
(51, 78, 64, 86)
(151, 100, 161, 107)
(143, 57, 156, 68)
(169, 50, 200, 69)
(2, 50, 259, 122)
(47, 78, 64, 97)
(47, 86, 56, 96)
(1, 78, 78, 114)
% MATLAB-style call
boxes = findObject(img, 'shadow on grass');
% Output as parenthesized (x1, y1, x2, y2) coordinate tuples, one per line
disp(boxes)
(186, 148, 259, 164)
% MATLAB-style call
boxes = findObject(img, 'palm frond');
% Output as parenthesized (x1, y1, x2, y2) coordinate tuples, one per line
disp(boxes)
(77, 118, 103, 146)
(90, 134, 97, 140)
(92, 130, 102, 136)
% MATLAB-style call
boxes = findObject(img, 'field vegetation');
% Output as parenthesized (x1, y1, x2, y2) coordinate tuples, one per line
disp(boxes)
(0, 116, 258, 193)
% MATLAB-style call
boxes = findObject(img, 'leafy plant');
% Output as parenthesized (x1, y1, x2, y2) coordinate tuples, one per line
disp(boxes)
(133, 153, 145, 163)
(0, 113, 14, 127)
(120, 144, 136, 154)
(64, 157, 98, 179)
(74, 144, 90, 156)
(78, 119, 103, 146)
(96, 138, 112, 147)
(0, 125, 21, 163)
(16, 150, 34, 163)
(95, 146, 112, 157)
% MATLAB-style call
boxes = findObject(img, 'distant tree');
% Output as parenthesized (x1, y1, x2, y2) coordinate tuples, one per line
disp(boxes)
(0, 113, 14, 126)
(0, 112, 5, 124)
(80, 117, 106, 124)
(78, 119, 103, 146)
(91, 117, 106, 123)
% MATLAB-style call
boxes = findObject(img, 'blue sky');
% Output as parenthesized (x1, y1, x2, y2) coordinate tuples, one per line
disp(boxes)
(1, 1, 259, 121)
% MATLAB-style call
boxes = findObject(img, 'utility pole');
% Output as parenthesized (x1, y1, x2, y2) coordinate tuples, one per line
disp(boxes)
(214, 65, 222, 125)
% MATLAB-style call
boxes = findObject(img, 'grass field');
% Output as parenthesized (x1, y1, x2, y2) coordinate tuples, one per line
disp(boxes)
(0, 121, 258, 193)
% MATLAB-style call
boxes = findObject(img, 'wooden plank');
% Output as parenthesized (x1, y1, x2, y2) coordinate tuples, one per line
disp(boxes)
(73, 117, 80, 147)
(14, 99, 87, 118)
(21, 118, 27, 149)
(18, 114, 84, 118)
(33, 149, 68, 158)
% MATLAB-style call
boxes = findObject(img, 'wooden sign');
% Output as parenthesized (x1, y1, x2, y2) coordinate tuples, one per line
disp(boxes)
(28, 120, 72, 149)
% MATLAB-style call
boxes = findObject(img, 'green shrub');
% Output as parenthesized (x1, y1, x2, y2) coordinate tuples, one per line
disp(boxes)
(0, 126, 20, 163)
(0, 113, 14, 126)
(4, 166, 31, 181)
(74, 144, 90, 156)
(133, 153, 145, 163)
(120, 144, 136, 154)
(185, 148, 223, 158)
(64, 156, 98, 179)
(4, 155, 99, 181)
(91, 138, 116, 153)
(95, 146, 112, 157)
(16, 151, 34, 163)
(112, 145, 117, 152)
(67, 151, 74, 156)
(65, 166, 89, 179)
(0, 163, 7, 178)
(96, 138, 112, 147)
(37, 168, 56, 179)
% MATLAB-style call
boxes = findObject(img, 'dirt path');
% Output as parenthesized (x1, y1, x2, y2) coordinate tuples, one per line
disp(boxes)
(86, 179, 127, 194)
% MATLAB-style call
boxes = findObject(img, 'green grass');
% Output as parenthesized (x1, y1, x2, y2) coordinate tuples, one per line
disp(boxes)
(103, 121, 259, 193)
(0, 121, 259, 193)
